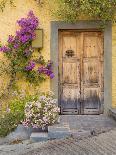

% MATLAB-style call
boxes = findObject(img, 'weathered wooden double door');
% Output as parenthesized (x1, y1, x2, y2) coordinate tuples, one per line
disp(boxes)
(59, 30, 104, 115)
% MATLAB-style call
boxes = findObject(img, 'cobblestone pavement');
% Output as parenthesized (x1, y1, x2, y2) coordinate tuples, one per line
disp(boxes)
(22, 129, 116, 155)
(0, 129, 116, 155)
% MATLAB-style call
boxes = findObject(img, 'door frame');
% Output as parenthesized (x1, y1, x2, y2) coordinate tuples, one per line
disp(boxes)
(50, 21, 112, 114)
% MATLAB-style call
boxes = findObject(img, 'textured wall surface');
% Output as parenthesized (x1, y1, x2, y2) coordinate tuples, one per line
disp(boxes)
(0, 0, 53, 94)
(112, 24, 116, 107)
(0, 0, 115, 107)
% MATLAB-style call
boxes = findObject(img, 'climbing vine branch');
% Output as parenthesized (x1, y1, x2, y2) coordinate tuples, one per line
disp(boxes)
(0, 11, 54, 100)
(51, 0, 116, 25)
(0, 0, 14, 12)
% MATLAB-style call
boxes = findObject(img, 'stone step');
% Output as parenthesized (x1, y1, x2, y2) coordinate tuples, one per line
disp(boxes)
(30, 125, 71, 142)
(48, 125, 71, 139)
(48, 125, 70, 132)
(109, 108, 116, 120)
(30, 114, 116, 142)
(30, 127, 95, 142)
(30, 132, 49, 142)
(48, 130, 71, 139)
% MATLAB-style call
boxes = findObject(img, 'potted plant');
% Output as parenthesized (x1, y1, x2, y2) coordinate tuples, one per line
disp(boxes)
(22, 91, 60, 133)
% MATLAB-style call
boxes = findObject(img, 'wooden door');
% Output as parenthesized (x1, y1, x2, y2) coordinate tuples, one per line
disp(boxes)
(59, 30, 104, 115)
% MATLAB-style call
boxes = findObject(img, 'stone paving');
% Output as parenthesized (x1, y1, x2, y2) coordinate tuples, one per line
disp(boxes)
(30, 115, 116, 141)
(59, 115, 116, 131)
(48, 115, 116, 140)
(0, 140, 44, 155)
(0, 115, 116, 155)
(22, 129, 116, 155)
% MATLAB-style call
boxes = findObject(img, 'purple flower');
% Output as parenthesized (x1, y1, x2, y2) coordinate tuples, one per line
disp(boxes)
(0, 46, 11, 52)
(20, 35, 29, 43)
(7, 35, 14, 43)
(50, 73, 55, 79)
(28, 10, 34, 17)
(45, 69, 52, 76)
(16, 11, 39, 44)
(38, 66, 44, 73)
(25, 61, 35, 71)
(14, 43, 19, 49)
(38, 65, 55, 79)
(47, 63, 52, 69)
(0, 10, 39, 55)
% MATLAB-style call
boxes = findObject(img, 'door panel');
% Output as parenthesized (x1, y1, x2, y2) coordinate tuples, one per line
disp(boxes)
(83, 88, 100, 114)
(62, 59, 80, 111)
(62, 85, 80, 110)
(62, 36, 77, 58)
(59, 31, 81, 114)
(83, 33, 100, 58)
(63, 61, 78, 84)
(83, 59, 99, 85)
(59, 30, 104, 115)
(82, 32, 103, 114)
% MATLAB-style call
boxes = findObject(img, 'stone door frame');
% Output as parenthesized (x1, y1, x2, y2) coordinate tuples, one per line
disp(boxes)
(50, 21, 112, 114)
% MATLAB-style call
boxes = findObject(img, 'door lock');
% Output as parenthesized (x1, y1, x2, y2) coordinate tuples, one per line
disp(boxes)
(65, 50, 74, 57)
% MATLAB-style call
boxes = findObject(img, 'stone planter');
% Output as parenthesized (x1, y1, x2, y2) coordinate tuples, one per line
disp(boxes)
(6, 124, 32, 142)
(25, 126, 48, 136)
(32, 126, 48, 133)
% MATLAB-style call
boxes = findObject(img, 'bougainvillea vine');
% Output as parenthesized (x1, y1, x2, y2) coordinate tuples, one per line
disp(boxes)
(38, 60, 54, 79)
(0, 11, 54, 87)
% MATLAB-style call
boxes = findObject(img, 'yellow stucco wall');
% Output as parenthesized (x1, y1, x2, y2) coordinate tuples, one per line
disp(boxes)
(0, 0, 116, 107)
(0, 0, 53, 95)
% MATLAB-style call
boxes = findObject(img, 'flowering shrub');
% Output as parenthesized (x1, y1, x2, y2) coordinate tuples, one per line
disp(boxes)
(0, 112, 23, 137)
(0, 91, 41, 137)
(0, 11, 54, 87)
(23, 92, 59, 129)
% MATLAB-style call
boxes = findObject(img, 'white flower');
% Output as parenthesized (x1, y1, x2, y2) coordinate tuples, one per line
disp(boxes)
(51, 99, 57, 104)
(23, 91, 59, 128)
(39, 96, 46, 101)
(35, 101, 41, 108)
